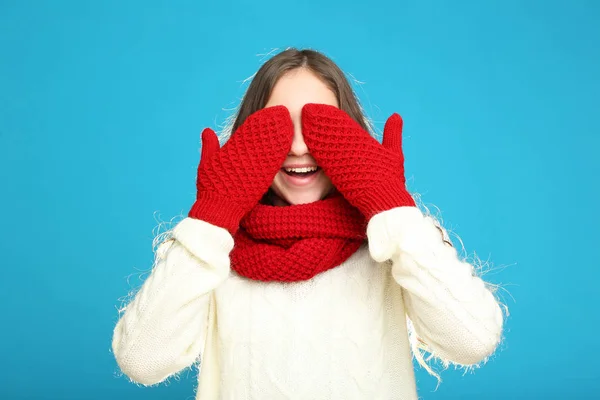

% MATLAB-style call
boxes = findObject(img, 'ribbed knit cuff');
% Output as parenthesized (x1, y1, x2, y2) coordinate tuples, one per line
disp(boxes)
(355, 182, 416, 220)
(188, 192, 247, 235)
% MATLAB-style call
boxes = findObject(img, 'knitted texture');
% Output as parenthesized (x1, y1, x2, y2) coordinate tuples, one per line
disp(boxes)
(188, 106, 294, 234)
(301, 103, 416, 220)
(112, 207, 504, 399)
(231, 194, 367, 282)
(230, 195, 366, 282)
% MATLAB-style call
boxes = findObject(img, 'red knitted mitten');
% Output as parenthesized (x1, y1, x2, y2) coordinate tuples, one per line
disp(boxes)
(301, 103, 415, 220)
(189, 106, 294, 234)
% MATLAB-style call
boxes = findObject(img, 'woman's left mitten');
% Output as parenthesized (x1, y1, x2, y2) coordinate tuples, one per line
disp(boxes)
(302, 103, 415, 220)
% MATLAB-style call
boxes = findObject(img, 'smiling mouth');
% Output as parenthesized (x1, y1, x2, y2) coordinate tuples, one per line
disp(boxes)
(281, 167, 321, 178)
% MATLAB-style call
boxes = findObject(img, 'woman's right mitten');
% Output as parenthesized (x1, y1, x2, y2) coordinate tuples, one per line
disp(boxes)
(188, 106, 294, 234)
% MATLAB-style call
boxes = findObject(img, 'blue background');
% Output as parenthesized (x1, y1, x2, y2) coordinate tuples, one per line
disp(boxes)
(1, 0, 598, 399)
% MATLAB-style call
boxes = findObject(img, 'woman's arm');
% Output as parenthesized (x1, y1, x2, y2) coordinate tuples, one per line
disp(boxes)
(367, 206, 504, 366)
(111, 217, 233, 385)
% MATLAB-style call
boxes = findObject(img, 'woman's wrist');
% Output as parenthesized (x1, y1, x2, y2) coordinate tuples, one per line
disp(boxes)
(188, 192, 247, 235)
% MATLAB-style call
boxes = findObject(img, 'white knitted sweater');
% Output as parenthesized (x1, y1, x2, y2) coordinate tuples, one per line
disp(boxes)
(112, 206, 503, 399)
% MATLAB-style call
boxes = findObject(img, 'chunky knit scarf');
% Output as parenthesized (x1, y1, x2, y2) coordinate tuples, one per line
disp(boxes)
(230, 193, 367, 282)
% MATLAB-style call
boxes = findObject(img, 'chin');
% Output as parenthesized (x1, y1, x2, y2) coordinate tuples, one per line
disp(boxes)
(270, 185, 331, 206)
(284, 191, 325, 205)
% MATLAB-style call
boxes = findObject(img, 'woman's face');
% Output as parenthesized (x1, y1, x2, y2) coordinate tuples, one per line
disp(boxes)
(264, 68, 337, 205)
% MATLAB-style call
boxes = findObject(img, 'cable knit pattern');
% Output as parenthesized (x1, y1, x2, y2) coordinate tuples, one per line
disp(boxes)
(232, 194, 367, 282)
(301, 103, 416, 219)
(112, 207, 503, 399)
(188, 106, 293, 234)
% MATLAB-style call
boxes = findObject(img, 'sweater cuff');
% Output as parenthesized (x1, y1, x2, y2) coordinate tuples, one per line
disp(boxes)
(366, 206, 429, 262)
(173, 217, 235, 271)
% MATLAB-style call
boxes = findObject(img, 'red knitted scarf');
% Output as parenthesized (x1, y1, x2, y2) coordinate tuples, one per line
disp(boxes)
(231, 193, 367, 282)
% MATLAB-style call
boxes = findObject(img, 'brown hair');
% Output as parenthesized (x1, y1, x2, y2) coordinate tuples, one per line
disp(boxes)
(231, 48, 370, 133)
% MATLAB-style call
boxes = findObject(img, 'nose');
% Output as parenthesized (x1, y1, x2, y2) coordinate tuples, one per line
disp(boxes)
(289, 118, 309, 156)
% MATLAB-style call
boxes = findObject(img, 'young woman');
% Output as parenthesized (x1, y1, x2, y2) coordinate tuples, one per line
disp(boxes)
(112, 48, 504, 399)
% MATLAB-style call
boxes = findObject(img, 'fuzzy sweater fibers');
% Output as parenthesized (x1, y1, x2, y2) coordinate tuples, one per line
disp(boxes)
(112, 206, 504, 399)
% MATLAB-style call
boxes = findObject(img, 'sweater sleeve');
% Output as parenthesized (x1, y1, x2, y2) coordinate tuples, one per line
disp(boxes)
(111, 217, 234, 385)
(366, 206, 504, 366)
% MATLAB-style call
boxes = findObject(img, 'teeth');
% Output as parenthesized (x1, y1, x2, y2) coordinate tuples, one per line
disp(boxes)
(284, 166, 318, 173)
